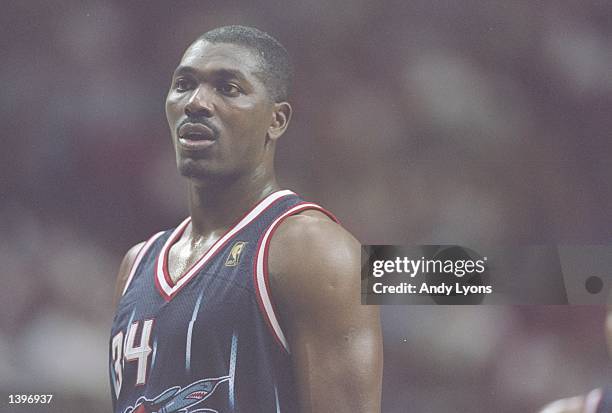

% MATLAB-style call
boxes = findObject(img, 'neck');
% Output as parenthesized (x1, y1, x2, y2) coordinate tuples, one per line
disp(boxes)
(186, 166, 280, 238)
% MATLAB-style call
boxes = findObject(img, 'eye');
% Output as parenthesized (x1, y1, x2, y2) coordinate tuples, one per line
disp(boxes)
(217, 82, 241, 96)
(174, 77, 193, 92)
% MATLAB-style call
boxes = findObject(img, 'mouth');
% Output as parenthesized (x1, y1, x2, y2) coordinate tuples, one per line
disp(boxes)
(177, 122, 217, 150)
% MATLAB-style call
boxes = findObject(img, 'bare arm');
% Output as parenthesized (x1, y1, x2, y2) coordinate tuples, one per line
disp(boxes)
(112, 242, 145, 308)
(268, 211, 383, 412)
(539, 388, 604, 413)
(538, 396, 585, 413)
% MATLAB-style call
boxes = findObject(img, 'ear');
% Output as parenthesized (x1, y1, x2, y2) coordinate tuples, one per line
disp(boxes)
(267, 101, 292, 141)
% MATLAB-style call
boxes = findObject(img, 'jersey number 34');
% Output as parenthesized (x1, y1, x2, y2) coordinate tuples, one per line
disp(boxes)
(111, 319, 154, 397)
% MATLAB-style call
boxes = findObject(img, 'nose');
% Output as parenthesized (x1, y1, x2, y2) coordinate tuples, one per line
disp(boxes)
(184, 86, 213, 118)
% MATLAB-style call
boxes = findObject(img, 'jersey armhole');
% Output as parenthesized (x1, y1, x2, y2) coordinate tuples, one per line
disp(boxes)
(253, 202, 339, 354)
(122, 231, 165, 296)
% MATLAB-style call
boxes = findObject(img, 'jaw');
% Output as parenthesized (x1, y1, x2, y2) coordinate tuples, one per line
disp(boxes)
(176, 156, 226, 180)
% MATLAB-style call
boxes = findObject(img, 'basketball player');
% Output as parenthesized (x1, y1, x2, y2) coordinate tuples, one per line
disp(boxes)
(109, 26, 382, 413)
(538, 293, 612, 413)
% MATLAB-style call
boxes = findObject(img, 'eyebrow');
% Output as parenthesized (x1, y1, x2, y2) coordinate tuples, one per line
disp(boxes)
(173, 66, 248, 82)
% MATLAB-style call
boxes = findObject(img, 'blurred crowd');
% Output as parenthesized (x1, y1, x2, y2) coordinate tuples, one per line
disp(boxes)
(1, 1, 610, 411)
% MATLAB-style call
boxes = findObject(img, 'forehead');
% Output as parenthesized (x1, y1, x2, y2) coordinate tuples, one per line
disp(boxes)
(176, 40, 263, 78)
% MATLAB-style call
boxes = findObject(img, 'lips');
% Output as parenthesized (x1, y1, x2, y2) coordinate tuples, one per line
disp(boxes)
(178, 122, 216, 141)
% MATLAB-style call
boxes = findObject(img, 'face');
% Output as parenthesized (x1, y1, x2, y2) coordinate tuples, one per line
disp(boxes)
(165, 41, 285, 180)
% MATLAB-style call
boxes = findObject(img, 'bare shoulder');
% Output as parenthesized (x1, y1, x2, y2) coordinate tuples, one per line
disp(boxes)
(267, 209, 361, 311)
(271, 209, 359, 264)
(538, 395, 585, 413)
(112, 241, 146, 308)
(269, 210, 359, 274)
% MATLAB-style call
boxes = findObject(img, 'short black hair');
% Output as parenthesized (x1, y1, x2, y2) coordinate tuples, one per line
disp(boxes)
(197, 25, 293, 102)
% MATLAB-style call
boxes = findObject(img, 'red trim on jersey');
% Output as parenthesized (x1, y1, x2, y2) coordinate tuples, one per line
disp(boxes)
(253, 203, 340, 353)
(122, 232, 164, 297)
(161, 218, 190, 288)
(153, 263, 167, 301)
(155, 190, 295, 301)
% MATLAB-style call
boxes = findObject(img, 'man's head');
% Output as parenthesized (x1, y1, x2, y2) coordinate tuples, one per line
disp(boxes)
(165, 26, 293, 180)
(198, 26, 293, 102)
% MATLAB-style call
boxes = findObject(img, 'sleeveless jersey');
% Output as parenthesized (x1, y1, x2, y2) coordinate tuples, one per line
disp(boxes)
(109, 190, 337, 413)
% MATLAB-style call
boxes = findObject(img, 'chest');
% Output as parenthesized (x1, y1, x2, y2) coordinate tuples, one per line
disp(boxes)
(114, 235, 259, 336)
(166, 235, 221, 284)
(110, 265, 258, 406)
(118, 239, 255, 322)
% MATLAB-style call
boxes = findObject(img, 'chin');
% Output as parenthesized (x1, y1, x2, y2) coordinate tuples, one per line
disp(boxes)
(177, 158, 233, 181)
(178, 160, 212, 178)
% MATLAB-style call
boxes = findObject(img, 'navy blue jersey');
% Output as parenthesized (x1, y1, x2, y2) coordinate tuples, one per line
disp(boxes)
(109, 190, 337, 413)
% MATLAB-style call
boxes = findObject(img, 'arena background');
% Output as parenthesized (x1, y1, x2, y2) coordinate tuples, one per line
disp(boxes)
(1, 1, 610, 412)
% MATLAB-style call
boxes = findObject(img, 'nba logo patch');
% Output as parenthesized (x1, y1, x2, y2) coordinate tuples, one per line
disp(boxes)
(225, 241, 247, 266)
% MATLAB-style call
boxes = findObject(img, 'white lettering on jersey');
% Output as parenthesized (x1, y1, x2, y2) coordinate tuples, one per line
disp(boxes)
(124, 319, 154, 385)
(111, 319, 154, 397)
(111, 331, 124, 397)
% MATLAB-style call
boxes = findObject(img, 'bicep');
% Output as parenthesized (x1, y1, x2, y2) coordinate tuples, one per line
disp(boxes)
(269, 219, 382, 412)
(289, 294, 382, 412)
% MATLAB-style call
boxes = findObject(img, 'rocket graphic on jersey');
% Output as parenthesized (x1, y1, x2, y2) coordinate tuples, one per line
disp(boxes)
(124, 376, 230, 413)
